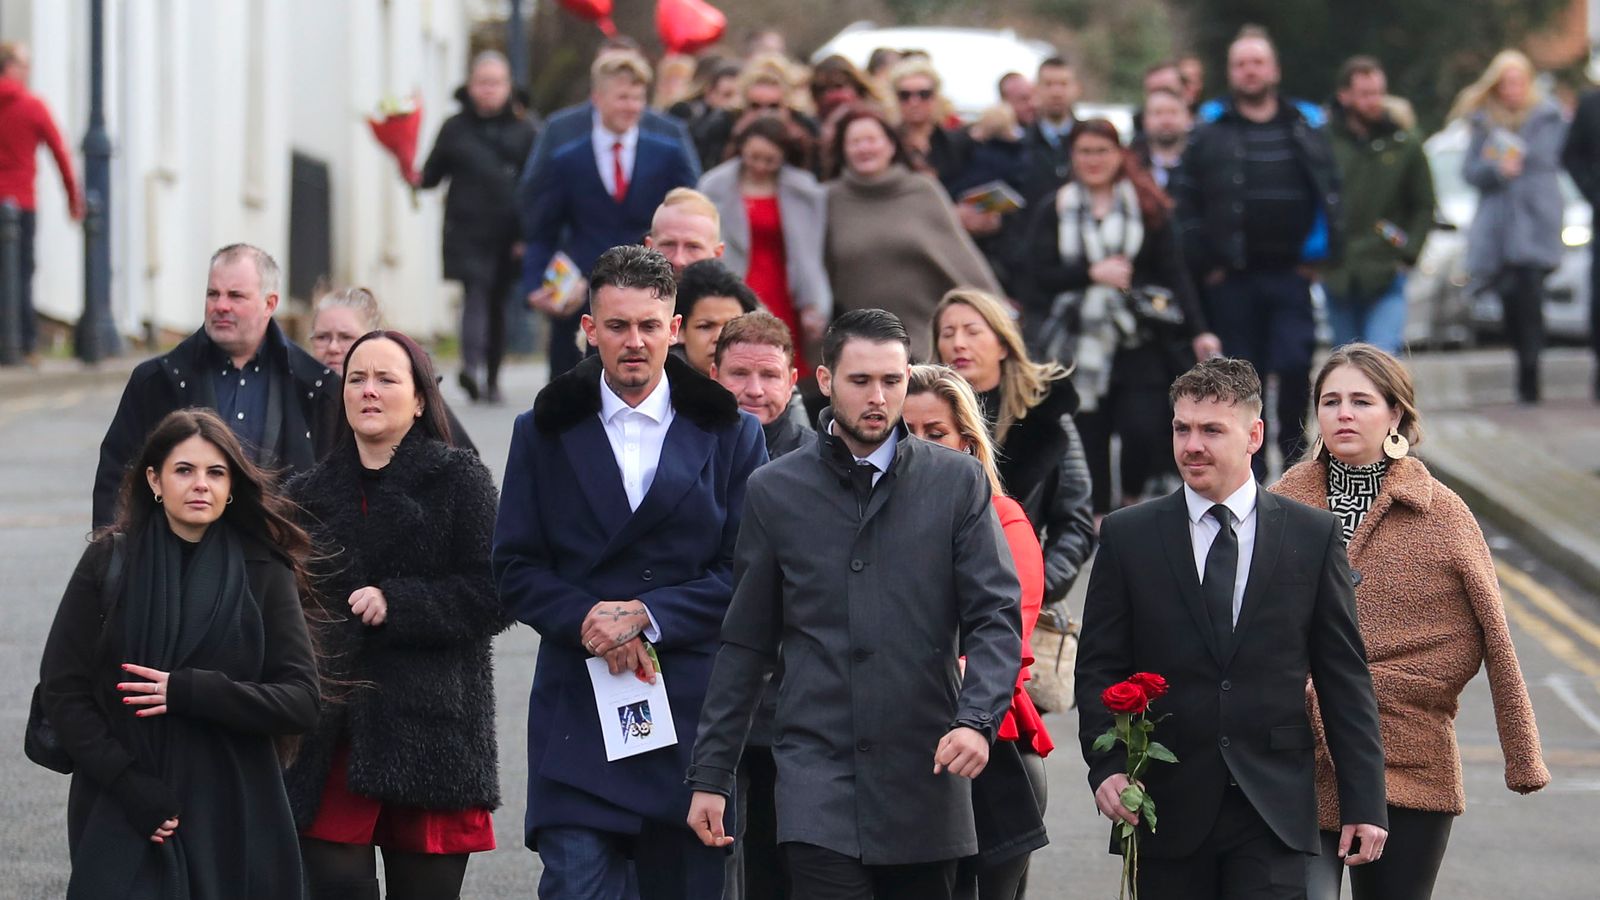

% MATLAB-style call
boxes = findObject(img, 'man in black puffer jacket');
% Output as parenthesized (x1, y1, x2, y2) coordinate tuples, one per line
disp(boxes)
(417, 50, 538, 404)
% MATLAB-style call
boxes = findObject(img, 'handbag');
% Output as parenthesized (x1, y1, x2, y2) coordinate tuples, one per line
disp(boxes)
(1126, 284, 1185, 331)
(1024, 604, 1079, 714)
(25, 534, 126, 775)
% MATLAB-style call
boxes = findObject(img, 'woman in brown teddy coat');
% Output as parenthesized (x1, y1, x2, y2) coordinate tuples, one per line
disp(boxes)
(1272, 343, 1549, 900)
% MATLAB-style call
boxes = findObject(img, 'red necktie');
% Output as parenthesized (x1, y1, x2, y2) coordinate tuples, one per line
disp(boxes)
(611, 140, 629, 202)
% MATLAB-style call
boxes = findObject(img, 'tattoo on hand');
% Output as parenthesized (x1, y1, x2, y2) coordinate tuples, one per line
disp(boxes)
(599, 605, 647, 622)
(614, 625, 644, 645)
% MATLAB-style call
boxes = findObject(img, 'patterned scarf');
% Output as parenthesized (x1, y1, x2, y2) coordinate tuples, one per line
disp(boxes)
(1326, 457, 1388, 545)
(1055, 179, 1144, 412)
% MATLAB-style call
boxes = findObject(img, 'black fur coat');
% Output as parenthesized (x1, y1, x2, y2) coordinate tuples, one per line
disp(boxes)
(283, 429, 508, 823)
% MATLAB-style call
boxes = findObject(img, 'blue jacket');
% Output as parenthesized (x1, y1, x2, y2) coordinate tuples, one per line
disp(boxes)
(517, 104, 699, 292)
(492, 355, 766, 845)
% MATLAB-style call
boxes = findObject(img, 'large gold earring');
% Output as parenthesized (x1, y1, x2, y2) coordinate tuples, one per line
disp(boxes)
(1383, 427, 1409, 460)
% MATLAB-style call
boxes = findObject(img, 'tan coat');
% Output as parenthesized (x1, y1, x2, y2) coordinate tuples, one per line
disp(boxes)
(1272, 456, 1549, 829)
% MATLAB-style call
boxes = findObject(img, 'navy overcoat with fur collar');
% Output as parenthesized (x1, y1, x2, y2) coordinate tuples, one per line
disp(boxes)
(493, 354, 766, 847)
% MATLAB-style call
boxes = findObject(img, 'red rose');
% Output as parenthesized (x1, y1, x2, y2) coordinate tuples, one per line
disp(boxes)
(1128, 672, 1169, 701)
(1101, 681, 1150, 715)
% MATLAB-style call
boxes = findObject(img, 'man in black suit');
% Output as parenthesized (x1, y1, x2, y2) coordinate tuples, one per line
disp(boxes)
(1016, 55, 1080, 205)
(1075, 357, 1387, 899)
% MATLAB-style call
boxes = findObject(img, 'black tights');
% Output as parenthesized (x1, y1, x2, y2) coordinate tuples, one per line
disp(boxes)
(1305, 806, 1454, 900)
(301, 838, 470, 900)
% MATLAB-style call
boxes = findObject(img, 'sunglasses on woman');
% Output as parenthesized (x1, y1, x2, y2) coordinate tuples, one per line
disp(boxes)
(897, 88, 935, 102)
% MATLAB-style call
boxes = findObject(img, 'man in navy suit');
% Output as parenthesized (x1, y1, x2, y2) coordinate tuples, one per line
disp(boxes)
(494, 245, 767, 900)
(520, 50, 700, 378)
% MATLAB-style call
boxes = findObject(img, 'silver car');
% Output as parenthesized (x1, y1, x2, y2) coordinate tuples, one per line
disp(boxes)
(1404, 119, 1592, 347)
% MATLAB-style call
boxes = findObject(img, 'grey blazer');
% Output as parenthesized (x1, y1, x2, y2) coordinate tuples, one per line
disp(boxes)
(699, 159, 833, 317)
(689, 416, 1022, 866)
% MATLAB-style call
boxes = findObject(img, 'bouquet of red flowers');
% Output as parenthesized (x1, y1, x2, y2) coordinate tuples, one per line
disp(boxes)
(367, 95, 422, 187)
(1094, 672, 1178, 900)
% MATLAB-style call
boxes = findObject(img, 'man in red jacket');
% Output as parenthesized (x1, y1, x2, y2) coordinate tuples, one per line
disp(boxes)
(0, 41, 84, 362)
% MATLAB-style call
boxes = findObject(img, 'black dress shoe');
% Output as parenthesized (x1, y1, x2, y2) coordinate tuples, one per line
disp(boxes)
(458, 369, 480, 402)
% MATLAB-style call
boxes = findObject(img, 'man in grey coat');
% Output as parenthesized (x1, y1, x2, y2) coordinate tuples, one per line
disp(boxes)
(687, 309, 1023, 899)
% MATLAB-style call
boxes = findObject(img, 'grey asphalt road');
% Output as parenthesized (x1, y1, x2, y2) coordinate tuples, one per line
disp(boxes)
(3, 363, 1597, 899)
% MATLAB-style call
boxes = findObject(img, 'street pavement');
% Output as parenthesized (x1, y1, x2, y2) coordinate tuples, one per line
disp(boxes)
(3, 351, 1598, 899)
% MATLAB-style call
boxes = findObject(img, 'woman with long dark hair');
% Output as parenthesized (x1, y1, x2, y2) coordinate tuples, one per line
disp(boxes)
(39, 408, 319, 899)
(1023, 118, 1218, 517)
(284, 330, 507, 900)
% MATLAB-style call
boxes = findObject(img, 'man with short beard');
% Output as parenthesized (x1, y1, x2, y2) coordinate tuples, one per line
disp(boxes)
(494, 245, 766, 900)
(1323, 56, 1435, 355)
(1173, 26, 1342, 478)
(687, 309, 1022, 900)
(1133, 87, 1193, 188)
(92, 244, 339, 527)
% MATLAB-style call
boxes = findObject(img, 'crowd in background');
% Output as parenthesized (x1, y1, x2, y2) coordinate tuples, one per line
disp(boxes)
(17, 18, 1575, 900)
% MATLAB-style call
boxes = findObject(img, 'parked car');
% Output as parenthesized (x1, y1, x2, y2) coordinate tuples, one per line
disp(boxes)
(811, 23, 1056, 121)
(1404, 119, 1592, 347)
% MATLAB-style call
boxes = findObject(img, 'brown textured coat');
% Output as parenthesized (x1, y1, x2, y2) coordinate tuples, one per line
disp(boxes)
(1272, 456, 1549, 829)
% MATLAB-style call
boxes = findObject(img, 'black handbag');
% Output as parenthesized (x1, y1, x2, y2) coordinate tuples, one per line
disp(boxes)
(25, 534, 126, 775)
(1126, 284, 1185, 331)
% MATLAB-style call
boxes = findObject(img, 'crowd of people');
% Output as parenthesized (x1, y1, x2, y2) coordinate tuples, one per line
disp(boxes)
(22, 20, 1570, 900)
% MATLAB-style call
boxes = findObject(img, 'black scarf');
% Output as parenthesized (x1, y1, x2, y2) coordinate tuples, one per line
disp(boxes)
(69, 516, 258, 900)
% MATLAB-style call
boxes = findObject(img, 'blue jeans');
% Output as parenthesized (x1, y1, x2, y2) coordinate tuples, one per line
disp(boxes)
(1325, 273, 1408, 354)
(536, 824, 725, 900)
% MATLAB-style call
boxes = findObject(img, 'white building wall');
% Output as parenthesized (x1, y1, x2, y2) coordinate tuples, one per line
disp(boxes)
(3, 0, 477, 344)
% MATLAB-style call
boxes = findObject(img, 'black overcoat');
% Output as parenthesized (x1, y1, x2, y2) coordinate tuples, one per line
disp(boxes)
(690, 416, 1023, 866)
(283, 430, 508, 823)
(40, 532, 318, 899)
(419, 89, 538, 284)
(92, 321, 340, 527)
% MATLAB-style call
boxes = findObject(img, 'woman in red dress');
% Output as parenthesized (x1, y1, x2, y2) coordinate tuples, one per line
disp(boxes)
(698, 116, 832, 370)
(903, 364, 1053, 900)
(285, 332, 509, 900)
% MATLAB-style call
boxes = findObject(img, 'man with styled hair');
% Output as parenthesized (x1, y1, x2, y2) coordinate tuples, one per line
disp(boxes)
(495, 245, 766, 900)
(1074, 357, 1387, 899)
(688, 308, 1022, 900)
(92, 243, 338, 526)
(520, 50, 700, 378)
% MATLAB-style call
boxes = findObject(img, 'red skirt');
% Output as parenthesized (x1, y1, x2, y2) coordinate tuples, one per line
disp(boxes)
(302, 743, 495, 854)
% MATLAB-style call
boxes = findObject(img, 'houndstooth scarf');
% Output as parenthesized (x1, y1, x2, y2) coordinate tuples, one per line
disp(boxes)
(1055, 179, 1144, 412)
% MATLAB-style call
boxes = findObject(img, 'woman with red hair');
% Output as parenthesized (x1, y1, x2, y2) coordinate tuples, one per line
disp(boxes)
(1023, 118, 1220, 517)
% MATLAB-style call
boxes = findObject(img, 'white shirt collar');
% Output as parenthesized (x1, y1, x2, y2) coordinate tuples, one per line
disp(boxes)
(592, 109, 639, 151)
(831, 421, 898, 472)
(599, 372, 672, 424)
(1183, 476, 1258, 526)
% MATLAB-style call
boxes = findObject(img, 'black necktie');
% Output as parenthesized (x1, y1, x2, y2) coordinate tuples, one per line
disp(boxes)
(850, 461, 877, 514)
(1202, 504, 1238, 652)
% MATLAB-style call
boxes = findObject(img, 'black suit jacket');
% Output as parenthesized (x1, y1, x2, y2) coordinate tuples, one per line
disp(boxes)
(1075, 488, 1385, 858)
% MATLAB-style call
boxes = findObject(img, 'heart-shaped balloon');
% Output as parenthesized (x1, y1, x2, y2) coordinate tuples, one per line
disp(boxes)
(557, 0, 617, 36)
(657, 0, 726, 55)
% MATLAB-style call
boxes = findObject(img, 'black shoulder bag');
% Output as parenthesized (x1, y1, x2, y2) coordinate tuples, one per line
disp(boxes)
(25, 534, 127, 775)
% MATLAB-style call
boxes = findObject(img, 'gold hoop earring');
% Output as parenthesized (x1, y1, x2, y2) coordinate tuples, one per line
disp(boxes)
(1383, 428, 1409, 460)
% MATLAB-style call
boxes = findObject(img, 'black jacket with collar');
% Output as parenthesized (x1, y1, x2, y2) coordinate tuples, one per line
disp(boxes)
(92, 320, 340, 527)
(1170, 98, 1343, 277)
(419, 88, 539, 283)
(283, 429, 508, 823)
(985, 380, 1097, 602)
(1075, 488, 1386, 858)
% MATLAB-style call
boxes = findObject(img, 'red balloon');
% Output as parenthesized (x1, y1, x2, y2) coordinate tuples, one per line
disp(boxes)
(557, 0, 617, 36)
(657, 0, 726, 54)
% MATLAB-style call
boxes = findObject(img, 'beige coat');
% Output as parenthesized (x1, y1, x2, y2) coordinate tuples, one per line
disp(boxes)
(1272, 456, 1549, 829)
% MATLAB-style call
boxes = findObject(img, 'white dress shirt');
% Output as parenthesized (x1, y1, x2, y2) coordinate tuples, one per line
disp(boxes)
(599, 373, 675, 511)
(592, 111, 639, 198)
(598, 374, 673, 643)
(1184, 478, 1258, 626)
(831, 422, 897, 486)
